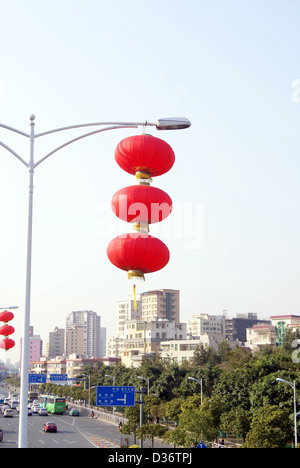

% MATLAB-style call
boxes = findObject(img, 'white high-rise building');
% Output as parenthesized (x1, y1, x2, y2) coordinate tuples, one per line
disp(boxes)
(107, 296, 142, 358)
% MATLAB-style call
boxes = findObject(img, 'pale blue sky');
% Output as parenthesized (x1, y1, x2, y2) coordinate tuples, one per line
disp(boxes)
(1, 0, 300, 363)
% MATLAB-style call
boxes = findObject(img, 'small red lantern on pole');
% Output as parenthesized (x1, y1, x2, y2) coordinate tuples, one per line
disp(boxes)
(0, 310, 15, 351)
(0, 338, 15, 351)
(0, 310, 14, 323)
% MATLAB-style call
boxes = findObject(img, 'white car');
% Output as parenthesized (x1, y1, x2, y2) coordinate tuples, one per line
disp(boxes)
(4, 408, 13, 418)
(38, 408, 48, 416)
(10, 400, 18, 409)
(32, 405, 41, 413)
(1, 404, 10, 414)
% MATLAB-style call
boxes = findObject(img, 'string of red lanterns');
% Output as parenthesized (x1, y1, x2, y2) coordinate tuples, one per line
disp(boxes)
(107, 134, 175, 308)
(0, 310, 15, 351)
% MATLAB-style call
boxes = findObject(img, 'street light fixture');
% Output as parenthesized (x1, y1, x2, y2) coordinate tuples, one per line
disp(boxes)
(105, 374, 115, 385)
(155, 117, 191, 130)
(0, 114, 190, 448)
(137, 376, 150, 396)
(276, 378, 298, 448)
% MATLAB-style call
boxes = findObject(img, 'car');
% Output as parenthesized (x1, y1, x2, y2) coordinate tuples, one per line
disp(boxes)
(1, 405, 10, 414)
(10, 400, 18, 409)
(38, 408, 48, 416)
(43, 422, 57, 433)
(28, 407, 33, 416)
(32, 405, 41, 413)
(4, 409, 13, 418)
(69, 408, 79, 416)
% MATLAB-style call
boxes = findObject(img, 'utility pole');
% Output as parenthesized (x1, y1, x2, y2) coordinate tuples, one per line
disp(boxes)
(137, 386, 146, 448)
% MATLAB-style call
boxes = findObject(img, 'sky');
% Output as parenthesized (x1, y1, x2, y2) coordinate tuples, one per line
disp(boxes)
(1, 0, 300, 364)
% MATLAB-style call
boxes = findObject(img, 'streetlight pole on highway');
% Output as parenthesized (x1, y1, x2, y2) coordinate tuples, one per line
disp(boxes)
(137, 376, 150, 396)
(0, 115, 191, 448)
(276, 377, 298, 448)
(188, 376, 203, 405)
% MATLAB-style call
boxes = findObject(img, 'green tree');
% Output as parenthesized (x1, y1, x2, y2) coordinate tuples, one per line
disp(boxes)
(178, 395, 222, 444)
(220, 407, 251, 442)
(163, 426, 194, 448)
(243, 405, 293, 448)
(120, 405, 141, 445)
(136, 424, 167, 448)
(165, 397, 184, 424)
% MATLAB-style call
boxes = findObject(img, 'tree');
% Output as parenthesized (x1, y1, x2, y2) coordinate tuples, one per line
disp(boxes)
(243, 405, 293, 448)
(220, 408, 251, 442)
(177, 395, 222, 444)
(165, 397, 184, 424)
(120, 405, 142, 445)
(163, 426, 194, 448)
(136, 424, 167, 448)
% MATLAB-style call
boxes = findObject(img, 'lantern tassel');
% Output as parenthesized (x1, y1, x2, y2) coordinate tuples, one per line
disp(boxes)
(133, 284, 137, 311)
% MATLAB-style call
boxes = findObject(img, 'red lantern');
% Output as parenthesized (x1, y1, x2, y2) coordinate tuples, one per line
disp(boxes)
(115, 134, 175, 179)
(0, 324, 15, 336)
(107, 232, 170, 280)
(0, 338, 15, 351)
(111, 185, 173, 225)
(0, 310, 14, 323)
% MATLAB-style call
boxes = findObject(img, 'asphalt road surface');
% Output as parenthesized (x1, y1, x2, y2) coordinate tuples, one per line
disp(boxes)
(0, 407, 127, 448)
(0, 387, 168, 449)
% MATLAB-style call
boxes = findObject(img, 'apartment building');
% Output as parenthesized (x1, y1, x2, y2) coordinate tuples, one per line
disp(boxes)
(47, 327, 65, 359)
(186, 313, 224, 339)
(225, 313, 270, 343)
(246, 324, 276, 352)
(141, 289, 180, 322)
(121, 318, 186, 368)
(66, 325, 85, 357)
(66, 310, 101, 358)
(117, 296, 142, 339)
(270, 315, 300, 346)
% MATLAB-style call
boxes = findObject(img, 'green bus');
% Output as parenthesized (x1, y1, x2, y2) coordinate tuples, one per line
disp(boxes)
(38, 395, 66, 414)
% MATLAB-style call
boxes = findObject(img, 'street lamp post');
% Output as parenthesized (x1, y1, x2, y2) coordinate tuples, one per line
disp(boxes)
(0, 115, 190, 448)
(105, 374, 116, 415)
(276, 378, 298, 448)
(188, 376, 203, 405)
(82, 374, 91, 406)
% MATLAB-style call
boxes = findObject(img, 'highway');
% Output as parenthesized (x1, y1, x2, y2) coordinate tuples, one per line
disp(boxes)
(0, 407, 126, 448)
(0, 386, 132, 448)
(0, 387, 167, 449)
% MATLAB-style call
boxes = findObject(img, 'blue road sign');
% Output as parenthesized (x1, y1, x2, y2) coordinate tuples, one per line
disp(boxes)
(28, 373, 47, 384)
(96, 386, 135, 407)
(196, 442, 207, 448)
(50, 374, 68, 382)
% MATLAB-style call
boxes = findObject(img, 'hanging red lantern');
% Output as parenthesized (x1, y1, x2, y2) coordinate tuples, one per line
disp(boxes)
(115, 134, 175, 179)
(0, 310, 14, 323)
(0, 324, 15, 336)
(107, 232, 170, 280)
(0, 338, 15, 351)
(111, 185, 173, 226)
(109, 134, 176, 310)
